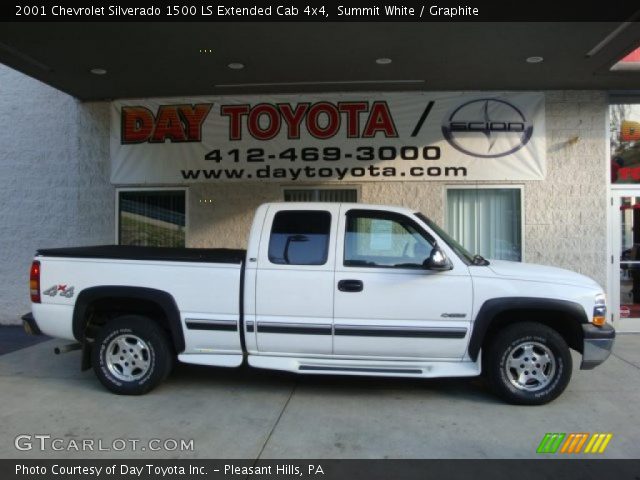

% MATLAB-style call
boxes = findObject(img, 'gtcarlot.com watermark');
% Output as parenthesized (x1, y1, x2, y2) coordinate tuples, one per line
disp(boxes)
(15, 434, 194, 453)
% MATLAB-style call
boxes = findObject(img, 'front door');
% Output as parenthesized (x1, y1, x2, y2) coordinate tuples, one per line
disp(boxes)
(333, 207, 473, 360)
(612, 191, 640, 332)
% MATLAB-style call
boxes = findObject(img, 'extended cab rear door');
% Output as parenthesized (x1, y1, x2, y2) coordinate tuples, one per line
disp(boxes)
(333, 206, 473, 360)
(253, 204, 339, 355)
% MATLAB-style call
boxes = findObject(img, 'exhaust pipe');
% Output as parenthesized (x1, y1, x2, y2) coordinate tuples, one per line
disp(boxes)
(54, 343, 82, 355)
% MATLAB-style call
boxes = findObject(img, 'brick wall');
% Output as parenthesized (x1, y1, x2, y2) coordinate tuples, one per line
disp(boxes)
(0, 65, 114, 324)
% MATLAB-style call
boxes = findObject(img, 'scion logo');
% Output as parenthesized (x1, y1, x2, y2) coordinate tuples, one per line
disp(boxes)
(442, 98, 533, 158)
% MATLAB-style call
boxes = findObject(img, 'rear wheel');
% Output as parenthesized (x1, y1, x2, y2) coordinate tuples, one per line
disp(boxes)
(484, 322, 572, 405)
(92, 315, 173, 395)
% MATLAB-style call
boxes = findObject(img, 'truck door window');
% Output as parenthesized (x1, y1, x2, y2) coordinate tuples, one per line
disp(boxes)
(345, 211, 434, 268)
(268, 210, 331, 265)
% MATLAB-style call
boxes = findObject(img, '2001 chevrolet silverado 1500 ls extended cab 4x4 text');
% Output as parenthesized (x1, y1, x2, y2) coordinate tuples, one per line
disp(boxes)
(23, 202, 615, 404)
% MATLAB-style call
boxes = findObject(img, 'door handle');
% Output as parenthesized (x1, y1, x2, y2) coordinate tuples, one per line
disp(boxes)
(338, 279, 364, 292)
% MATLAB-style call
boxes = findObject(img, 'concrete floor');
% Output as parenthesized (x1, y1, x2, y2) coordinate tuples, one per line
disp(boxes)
(0, 325, 49, 355)
(0, 334, 639, 459)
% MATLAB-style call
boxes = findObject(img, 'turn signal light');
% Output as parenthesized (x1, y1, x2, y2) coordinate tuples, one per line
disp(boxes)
(30, 260, 40, 303)
(592, 294, 606, 327)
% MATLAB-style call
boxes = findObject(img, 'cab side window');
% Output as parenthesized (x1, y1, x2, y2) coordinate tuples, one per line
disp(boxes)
(268, 210, 331, 265)
(344, 211, 434, 268)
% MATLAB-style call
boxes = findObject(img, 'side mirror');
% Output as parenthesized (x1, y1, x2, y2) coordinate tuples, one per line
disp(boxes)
(423, 245, 453, 271)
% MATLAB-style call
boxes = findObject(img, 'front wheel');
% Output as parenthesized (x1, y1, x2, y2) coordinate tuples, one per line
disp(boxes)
(92, 315, 173, 395)
(484, 322, 572, 405)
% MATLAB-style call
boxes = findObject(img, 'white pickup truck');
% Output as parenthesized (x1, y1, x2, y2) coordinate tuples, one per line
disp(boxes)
(24, 202, 614, 405)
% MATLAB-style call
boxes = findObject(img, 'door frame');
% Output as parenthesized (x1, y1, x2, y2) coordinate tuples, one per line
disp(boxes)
(610, 189, 640, 332)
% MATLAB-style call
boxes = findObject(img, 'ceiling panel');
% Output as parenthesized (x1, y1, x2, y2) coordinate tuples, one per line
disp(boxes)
(0, 22, 639, 100)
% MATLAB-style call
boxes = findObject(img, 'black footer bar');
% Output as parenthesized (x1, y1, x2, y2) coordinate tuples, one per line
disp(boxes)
(5, 459, 640, 480)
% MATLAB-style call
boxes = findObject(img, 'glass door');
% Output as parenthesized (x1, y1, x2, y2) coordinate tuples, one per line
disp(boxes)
(613, 192, 640, 332)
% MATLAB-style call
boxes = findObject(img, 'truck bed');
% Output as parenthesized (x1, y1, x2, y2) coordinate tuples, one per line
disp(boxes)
(36, 245, 246, 264)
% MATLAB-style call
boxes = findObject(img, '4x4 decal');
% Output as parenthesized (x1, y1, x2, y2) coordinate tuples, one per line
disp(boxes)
(43, 284, 75, 298)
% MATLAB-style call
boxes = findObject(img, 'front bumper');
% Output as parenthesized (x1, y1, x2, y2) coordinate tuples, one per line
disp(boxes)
(21, 312, 42, 336)
(580, 323, 615, 370)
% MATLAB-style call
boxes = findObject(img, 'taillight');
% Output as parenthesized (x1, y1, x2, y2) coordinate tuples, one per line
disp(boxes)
(30, 260, 40, 303)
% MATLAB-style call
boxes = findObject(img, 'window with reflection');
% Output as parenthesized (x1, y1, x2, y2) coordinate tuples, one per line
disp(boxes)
(344, 210, 434, 268)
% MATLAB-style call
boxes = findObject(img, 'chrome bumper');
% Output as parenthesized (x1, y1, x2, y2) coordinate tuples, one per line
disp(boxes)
(580, 323, 615, 370)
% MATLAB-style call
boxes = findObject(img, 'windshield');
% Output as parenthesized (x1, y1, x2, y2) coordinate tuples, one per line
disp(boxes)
(414, 212, 475, 265)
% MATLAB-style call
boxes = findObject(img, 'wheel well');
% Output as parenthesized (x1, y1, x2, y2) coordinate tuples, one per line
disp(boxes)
(481, 309, 584, 354)
(73, 287, 185, 355)
(84, 298, 169, 341)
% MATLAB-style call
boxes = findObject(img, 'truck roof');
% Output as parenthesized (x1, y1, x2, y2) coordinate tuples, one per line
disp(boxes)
(262, 202, 417, 215)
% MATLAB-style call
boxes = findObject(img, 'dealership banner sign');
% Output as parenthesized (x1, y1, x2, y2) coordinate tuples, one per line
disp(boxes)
(110, 92, 546, 184)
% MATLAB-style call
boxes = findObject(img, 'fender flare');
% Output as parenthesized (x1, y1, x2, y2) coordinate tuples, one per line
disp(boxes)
(72, 286, 185, 353)
(467, 297, 589, 361)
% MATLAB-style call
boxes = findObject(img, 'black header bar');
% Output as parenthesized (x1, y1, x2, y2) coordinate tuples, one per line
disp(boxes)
(3, 1, 640, 22)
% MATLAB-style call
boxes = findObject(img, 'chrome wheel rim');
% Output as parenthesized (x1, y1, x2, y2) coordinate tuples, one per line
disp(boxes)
(504, 341, 556, 392)
(105, 334, 151, 382)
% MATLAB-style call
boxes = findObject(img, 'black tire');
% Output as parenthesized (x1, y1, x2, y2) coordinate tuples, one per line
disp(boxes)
(484, 322, 572, 405)
(92, 315, 173, 395)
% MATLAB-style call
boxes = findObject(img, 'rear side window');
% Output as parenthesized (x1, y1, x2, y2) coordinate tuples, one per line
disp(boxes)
(268, 210, 331, 265)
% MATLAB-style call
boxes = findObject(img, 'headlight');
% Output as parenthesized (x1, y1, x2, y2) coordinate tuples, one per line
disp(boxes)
(592, 293, 607, 327)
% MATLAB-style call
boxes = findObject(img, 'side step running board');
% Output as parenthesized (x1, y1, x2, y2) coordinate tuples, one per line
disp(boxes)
(299, 365, 422, 375)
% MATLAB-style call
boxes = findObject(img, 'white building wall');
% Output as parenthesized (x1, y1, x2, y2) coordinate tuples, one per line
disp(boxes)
(0, 65, 113, 324)
(188, 91, 608, 288)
